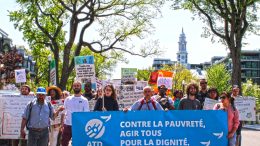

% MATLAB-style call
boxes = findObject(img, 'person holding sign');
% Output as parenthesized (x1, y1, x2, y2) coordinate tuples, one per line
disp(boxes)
(178, 83, 201, 110)
(231, 85, 243, 146)
(207, 87, 219, 100)
(47, 86, 63, 146)
(12, 85, 31, 146)
(61, 81, 90, 146)
(20, 87, 64, 146)
(156, 85, 174, 110)
(197, 79, 208, 108)
(94, 84, 119, 111)
(128, 86, 163, 111)
(213, 92, 240, 146)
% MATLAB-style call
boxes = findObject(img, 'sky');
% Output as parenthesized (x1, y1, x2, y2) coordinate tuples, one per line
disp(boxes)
(1, 0, 260, 79)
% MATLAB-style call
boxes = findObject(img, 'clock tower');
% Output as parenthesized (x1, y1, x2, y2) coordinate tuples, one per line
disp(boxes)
(177, 28, 188, 66)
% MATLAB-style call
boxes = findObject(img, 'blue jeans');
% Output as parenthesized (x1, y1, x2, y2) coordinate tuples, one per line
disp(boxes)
(229, 133, 237, 146)
(27, 128, 49, 146)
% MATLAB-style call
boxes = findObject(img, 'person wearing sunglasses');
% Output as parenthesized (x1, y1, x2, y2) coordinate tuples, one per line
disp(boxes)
(214, 92, 240, 146)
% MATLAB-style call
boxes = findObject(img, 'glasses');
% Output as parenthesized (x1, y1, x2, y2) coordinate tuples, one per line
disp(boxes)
(105, 89, 112, 92)
(220, 96, 227, 99)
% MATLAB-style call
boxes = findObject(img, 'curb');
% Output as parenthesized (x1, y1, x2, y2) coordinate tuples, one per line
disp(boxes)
(243, 125, 260, 131)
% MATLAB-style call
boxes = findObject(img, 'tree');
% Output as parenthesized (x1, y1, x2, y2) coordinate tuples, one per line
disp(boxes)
(172, 0, 259, 91)
(137, 67, 154, 81)
(32, 45, 120, 90)
(206, 63, 231, 94)
(161, 64, 196, 91)
(10, 0, 164, 90)
(242, 80, 260, 110)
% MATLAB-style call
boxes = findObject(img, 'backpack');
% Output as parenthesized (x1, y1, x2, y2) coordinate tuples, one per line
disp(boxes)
(26, 100, 52, 130)
(138, 98, 157, 110)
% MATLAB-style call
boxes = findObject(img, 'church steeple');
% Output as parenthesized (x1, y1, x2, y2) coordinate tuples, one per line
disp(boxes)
(177, 28, 188, 66)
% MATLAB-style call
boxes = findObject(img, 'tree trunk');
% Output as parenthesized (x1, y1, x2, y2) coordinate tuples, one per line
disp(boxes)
(230, 46, 242, 91)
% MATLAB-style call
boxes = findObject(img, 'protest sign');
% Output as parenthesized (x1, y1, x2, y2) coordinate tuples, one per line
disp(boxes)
(50, 99, 64, 125)
(116, 85, 143, 110)
(50, 59, 56, 85)
(72, 110, 228, 146)
(203, 98, 219, 110)
(121, 68, 137, 85)
(235, 96, 256, 121)
(135, 81, 148, 91)
(75, 56, 96, 90)
(14, 69, 26, 83)
(0, 94, 34, 139)
(157, 77, 173, 89)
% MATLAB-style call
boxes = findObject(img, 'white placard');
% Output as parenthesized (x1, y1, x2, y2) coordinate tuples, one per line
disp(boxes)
(0, 94, 35, 139)
(50, 99, 64, 125)
(203, 98, 219, 110)
(157, 77, 173, 89)
(235, 96, 256, 121)
(15, 69, 26, 83)
(135, 81, 148, 91)
(116, 85, 143, 110)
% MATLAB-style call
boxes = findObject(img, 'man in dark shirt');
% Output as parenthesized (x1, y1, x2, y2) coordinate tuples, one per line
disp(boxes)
(179, 83, 201, 110)
(197, 79, 208, 108)
(83, 82, 93, 100)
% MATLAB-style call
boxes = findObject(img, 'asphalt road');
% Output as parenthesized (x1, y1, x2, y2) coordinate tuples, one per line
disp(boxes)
(242, 129, 260, 146)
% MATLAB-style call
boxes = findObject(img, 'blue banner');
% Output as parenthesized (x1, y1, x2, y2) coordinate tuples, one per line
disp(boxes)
(72, 111, 228, 146)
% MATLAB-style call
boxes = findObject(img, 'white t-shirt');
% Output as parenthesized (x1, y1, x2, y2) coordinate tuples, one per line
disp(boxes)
(64, 95, 89, 125)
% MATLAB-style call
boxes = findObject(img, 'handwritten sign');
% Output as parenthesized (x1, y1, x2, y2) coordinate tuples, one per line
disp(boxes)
(0, 94, 35, 139)
(203, 98, 219, 110)
(135, 81, 148, 91)
(235, 96, 256, 121)
(50, 99, 64, 125)
(121, 68, 137, 85)
(116, 85, 143, 110)
(15, 69, 26, 83)
(157, 77, 173, 89)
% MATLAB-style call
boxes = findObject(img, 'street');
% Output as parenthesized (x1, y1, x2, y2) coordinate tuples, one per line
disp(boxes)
(242, 129, 260, 146)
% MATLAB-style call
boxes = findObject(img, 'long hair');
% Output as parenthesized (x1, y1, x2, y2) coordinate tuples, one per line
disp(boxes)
(221, 91, 236, 111)
(208, 87, 219, 100)
(104, 84, 117, 100)
(186, 83, 199, 96)
(48, 89, 60, 100)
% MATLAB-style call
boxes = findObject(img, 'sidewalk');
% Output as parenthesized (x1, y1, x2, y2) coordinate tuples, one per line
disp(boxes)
(243, 124, 260, 131)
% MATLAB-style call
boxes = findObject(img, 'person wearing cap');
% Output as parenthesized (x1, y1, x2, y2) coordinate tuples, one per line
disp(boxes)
(20, 87, 64, 146)
(178, 83, 201, 110)
(47, 86, 63, 146)
(231, 85, 243, 146)
(61, 81, 90, 146)
(156, 85, 174, 110)
(213, 92, 240, 146)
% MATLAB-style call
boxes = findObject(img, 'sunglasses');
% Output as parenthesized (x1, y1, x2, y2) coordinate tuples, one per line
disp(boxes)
(200, 82, 207, 84)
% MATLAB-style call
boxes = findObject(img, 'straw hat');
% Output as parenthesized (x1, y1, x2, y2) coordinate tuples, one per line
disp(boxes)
(46, 86, 62, 96)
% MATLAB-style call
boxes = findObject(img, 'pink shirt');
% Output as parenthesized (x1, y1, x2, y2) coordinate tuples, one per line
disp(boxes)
(214, 104, 240, 132)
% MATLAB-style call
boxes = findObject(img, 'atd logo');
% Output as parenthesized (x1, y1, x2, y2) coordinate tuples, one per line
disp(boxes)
(85, 115, 111, 139)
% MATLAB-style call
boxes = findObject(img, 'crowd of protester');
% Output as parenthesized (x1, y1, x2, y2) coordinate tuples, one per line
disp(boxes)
(0, 78, 244, 146)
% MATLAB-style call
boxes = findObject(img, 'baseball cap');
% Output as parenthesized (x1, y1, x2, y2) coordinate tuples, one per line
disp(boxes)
(36, 87, 47, 95)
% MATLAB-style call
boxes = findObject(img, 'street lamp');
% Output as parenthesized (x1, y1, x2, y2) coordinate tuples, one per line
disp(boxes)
(48, 55, 52, 86)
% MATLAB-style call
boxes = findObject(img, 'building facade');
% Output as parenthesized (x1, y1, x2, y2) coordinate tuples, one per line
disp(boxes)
(152, 58, 176, 70)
